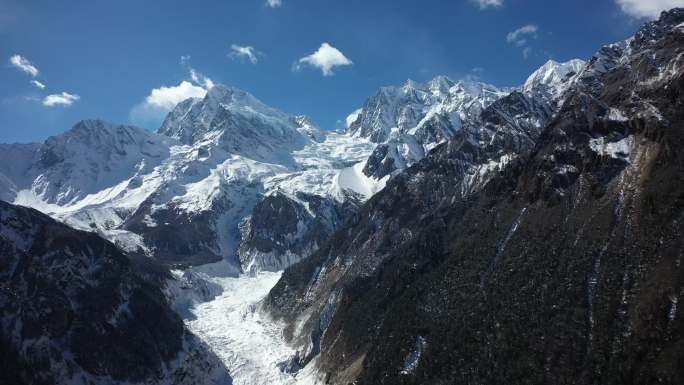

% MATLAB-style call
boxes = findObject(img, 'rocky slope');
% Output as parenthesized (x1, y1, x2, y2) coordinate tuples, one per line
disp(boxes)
(0, 200, 230, 385)
(266, 9, 684, 385)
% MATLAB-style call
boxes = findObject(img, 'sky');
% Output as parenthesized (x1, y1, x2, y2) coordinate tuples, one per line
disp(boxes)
(1, 0, 682, 143)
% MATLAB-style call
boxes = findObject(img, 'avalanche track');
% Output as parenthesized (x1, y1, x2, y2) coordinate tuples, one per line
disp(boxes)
(184, 272, 319, 385)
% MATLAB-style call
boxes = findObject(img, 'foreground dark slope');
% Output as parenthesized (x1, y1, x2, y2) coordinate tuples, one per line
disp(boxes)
(0, 201, 230, 385)
(267, 9, 684, 385)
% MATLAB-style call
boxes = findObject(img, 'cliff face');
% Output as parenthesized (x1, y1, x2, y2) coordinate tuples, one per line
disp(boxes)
(266, 9, 684, 385)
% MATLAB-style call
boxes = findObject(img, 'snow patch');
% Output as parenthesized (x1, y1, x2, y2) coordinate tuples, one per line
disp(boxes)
(334, 161, 388, 199)
(589, 136, 633, 160)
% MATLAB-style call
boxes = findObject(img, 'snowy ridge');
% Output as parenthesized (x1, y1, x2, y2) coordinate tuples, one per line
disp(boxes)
(345, 61, 584, 180)
(523, 59, 586, 102)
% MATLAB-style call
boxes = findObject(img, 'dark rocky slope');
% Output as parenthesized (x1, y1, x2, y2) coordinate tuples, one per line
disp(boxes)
(266, 9, 684, 385)
(0, 200, 230, 385)
(238, 191, 362, 272)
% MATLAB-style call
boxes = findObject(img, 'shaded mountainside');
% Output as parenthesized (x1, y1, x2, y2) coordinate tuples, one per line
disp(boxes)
(0, 201, 230, 385)
(266, 9, 684, 385)
(238, 190, 363, 273)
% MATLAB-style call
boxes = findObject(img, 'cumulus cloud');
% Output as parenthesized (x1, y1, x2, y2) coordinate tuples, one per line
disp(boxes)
(42, 92, 79, 107)
(130, 68, 214, 128)
(229, 45, 260, 64)
(472, 0, 503, 9)
(266, 0, 282, 8)
(506, 25, 538, 47)
(295, 43, 353, 76)
(144, 81, 207, 110)
(9, 54, 39, 77)
(615, 0, 684, 19)
(30, 80, 46, 89)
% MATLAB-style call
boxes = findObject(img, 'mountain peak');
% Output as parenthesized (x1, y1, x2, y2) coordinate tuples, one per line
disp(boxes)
(158, 83, 296, 145)
(428, 75, 454, 94)
(523, 58, 586, 100)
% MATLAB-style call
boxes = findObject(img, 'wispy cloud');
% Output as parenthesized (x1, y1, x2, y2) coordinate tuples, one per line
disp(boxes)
(266, 0, 282, 8)
(229, 45, 260, 64)
(506, 24, 538, 59)
(615, 0, 684, 19)
(42, 92, 79, 107)
(523, 47, 533, 59)
(472, 0, 503, 9)
(295, 43, 353, 76)
(190, 68, 215, 89)
(9, 54, 39, 77)
(506, 25, 538, 47)
(30, 80, 46, 89)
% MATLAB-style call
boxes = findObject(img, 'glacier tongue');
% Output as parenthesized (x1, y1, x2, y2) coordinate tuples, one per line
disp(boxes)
(184, 272, 323, 385)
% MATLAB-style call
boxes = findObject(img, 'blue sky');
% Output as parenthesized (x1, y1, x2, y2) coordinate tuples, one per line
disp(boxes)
(0, 0, 679, 143)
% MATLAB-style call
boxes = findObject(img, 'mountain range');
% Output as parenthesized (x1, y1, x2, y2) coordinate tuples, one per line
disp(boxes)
(1, 8, 683, 385)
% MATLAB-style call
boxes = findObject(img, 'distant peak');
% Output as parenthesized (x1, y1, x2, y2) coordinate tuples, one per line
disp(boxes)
(404, 79, 423, 90)
(524, 58, 586, 94)
(70, 119, 121, 135)
(428, 75, 454, 93)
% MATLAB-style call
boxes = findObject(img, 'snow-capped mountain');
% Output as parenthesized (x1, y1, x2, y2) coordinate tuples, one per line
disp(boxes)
(29, 120, 172, 205)
(522, 58, 585, 102)
(159, 86, 314, 166)
(3, 86, 377, 273)
(346, 59, 585, 180)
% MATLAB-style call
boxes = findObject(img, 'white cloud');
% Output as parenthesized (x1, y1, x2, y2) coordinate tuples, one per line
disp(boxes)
(506, 25, 538, 47)
(130, 69, 214, 128)
(9, 54, 39, 77)
(180, 55, 191, 65)
(30, 80, 45, 89)
(266, 0, 282, 8)
(144, 80, 207, 110)
(42, 92, 79, 107)
(190, 68, 215, 89)
(296, 43, 353, 76)
(472, 0, 503, 9)
(615, 0, 684, 19)
(229, 45, 260, 64)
